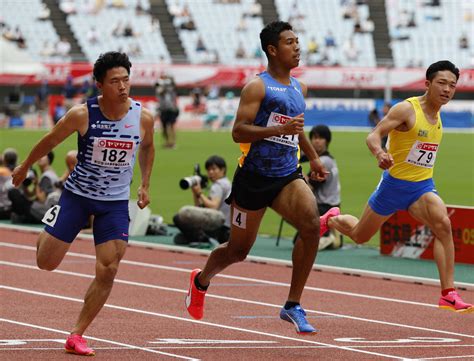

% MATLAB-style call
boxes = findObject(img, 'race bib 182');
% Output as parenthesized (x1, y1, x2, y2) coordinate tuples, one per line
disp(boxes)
(264, 112, 299, 148)
(91, 138, 135, 167)
(405, 141, 439, 168)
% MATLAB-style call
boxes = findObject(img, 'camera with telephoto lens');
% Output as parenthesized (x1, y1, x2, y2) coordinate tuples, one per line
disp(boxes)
(179, 164, 208, 190)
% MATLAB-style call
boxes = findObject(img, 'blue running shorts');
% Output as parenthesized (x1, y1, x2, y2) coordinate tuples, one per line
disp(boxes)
(43, 189, 130, 245)
(368, 171, 437, 216)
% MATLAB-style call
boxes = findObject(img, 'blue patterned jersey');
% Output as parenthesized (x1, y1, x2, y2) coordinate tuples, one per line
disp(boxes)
(239, 71, 305, 177)
(64, 97, 142, 200)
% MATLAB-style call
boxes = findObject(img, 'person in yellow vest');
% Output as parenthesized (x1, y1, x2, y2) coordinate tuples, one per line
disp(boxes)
(319, 60, 472, 313)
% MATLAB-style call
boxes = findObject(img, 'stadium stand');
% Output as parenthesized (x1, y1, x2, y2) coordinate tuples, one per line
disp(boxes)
(275, 0, 376, 67)
(0, 0, 61, 62)
(66, 0, 171, 63)
(386, 0, 473, 68)
(166, 0, 265, 65)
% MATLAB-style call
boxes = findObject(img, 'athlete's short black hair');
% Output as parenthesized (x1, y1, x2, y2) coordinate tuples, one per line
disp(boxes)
(205, 155, 226, 174)
(426, 60, 459, 81)
(93, 51, 132, 83)
(260, 21, 293, 57)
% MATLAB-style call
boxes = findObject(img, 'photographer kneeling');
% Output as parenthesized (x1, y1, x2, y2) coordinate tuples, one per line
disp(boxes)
(173, 155, 231, 246)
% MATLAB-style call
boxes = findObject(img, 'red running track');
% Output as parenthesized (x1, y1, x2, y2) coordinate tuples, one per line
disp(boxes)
(1, 227, 473, 360)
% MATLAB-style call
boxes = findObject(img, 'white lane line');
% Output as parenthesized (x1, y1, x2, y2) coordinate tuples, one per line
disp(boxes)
(419, 356, 474, 360)
(2, 345, 474, 352)
(2, 261, 474, 339)
(0, 285, 410, 360)
(0, 318, 199, 360)
(2, 225, 472, 291)
(0, 242, 449, 308)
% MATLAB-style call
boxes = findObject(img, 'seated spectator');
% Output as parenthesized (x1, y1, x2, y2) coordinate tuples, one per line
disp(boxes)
(123, 22, 135, 37)
(324, 31, 337, 47)
(196, 36, 207, 52)
(459, 33, 469, 49)
(235, 42, 247, 59)
(37, 3, 51, 21)
(236, 15, 248, 31)
(59, 0, 77, 14)
(56, 37, 71, 57)
(244, 1, 262, 17)
(8, 152, 59, 223)
(87, 26, 100, 44)
(0, 148, 18, 219)
(343, 37, 359, 63)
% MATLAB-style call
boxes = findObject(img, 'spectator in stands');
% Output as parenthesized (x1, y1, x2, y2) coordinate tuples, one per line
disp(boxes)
(123, 22, 135, 37)
(243, 1, 262, 18)
(110, 0, 126, 8)
(135, 0, 147, 15)
(128, 42, 142, 57)
(112, 20, 124, 37)
(56, 37, 71, 57)
(362, 16, 375, 33)
(196, 36, 207, 52)
(37, 3, 51, 21)
(459, 33, 469, 50)
(324, 31, 336, 48)
(297, 125, 341, 250)
(59, 0, 77, 14)
(236, 15, 248, 32)
(0, 149, 18, 219)
(87, 26, 100, 44)
(235, 42, 247, 59)
(342, 37, 359, 63)
(173, 155, 231, 246)
(155, 73, 179, 149)
(39, 40, 56, 57)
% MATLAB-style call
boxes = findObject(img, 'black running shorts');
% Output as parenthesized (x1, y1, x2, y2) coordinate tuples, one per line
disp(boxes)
(226, 166, 304, 210)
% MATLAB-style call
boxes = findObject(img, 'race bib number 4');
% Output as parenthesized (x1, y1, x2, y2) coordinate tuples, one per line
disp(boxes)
(91, 138, 135, 167)
(264, 112, 299, 148)
(405, 141, 439, 168)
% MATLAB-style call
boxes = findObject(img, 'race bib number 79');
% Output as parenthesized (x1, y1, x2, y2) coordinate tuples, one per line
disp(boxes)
(405, 141, 439, 168)
(264, 112, 299, 148)
(91, 138, 135, 167)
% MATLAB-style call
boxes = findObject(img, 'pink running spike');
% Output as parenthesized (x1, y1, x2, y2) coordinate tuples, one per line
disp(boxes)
(65, 334, 95, 356)
(319, 207, 340, 237)
(439, 291, 474, 314)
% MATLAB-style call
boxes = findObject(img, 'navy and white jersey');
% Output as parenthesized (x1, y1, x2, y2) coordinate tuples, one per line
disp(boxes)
(64, 97, 142, 201)
(238, 71, 306, 177)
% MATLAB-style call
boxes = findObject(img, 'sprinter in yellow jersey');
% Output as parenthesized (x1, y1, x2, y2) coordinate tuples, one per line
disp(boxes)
(320, 60, 472, 313)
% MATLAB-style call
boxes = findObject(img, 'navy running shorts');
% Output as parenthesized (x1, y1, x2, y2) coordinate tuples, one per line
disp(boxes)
(226, 166, 304, 210)
(368, 171, 437, 216)
(43, 189, 130, 245)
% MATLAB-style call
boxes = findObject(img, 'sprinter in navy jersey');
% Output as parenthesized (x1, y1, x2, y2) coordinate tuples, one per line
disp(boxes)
(186, 21, 328, 335)
(12, 52, 155, 356)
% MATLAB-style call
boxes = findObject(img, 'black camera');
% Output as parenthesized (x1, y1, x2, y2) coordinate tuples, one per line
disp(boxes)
(179, 164, 208, 190)
(22, 169, 37, 187)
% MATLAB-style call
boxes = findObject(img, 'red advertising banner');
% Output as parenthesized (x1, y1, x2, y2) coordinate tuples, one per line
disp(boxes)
(2, 63, 474, 91)
(380, 206, 474, 264)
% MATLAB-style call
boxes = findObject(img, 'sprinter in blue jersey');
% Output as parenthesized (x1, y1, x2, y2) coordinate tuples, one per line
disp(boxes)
(186, 21, 328, 335)
(12, 52, 155, 356)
